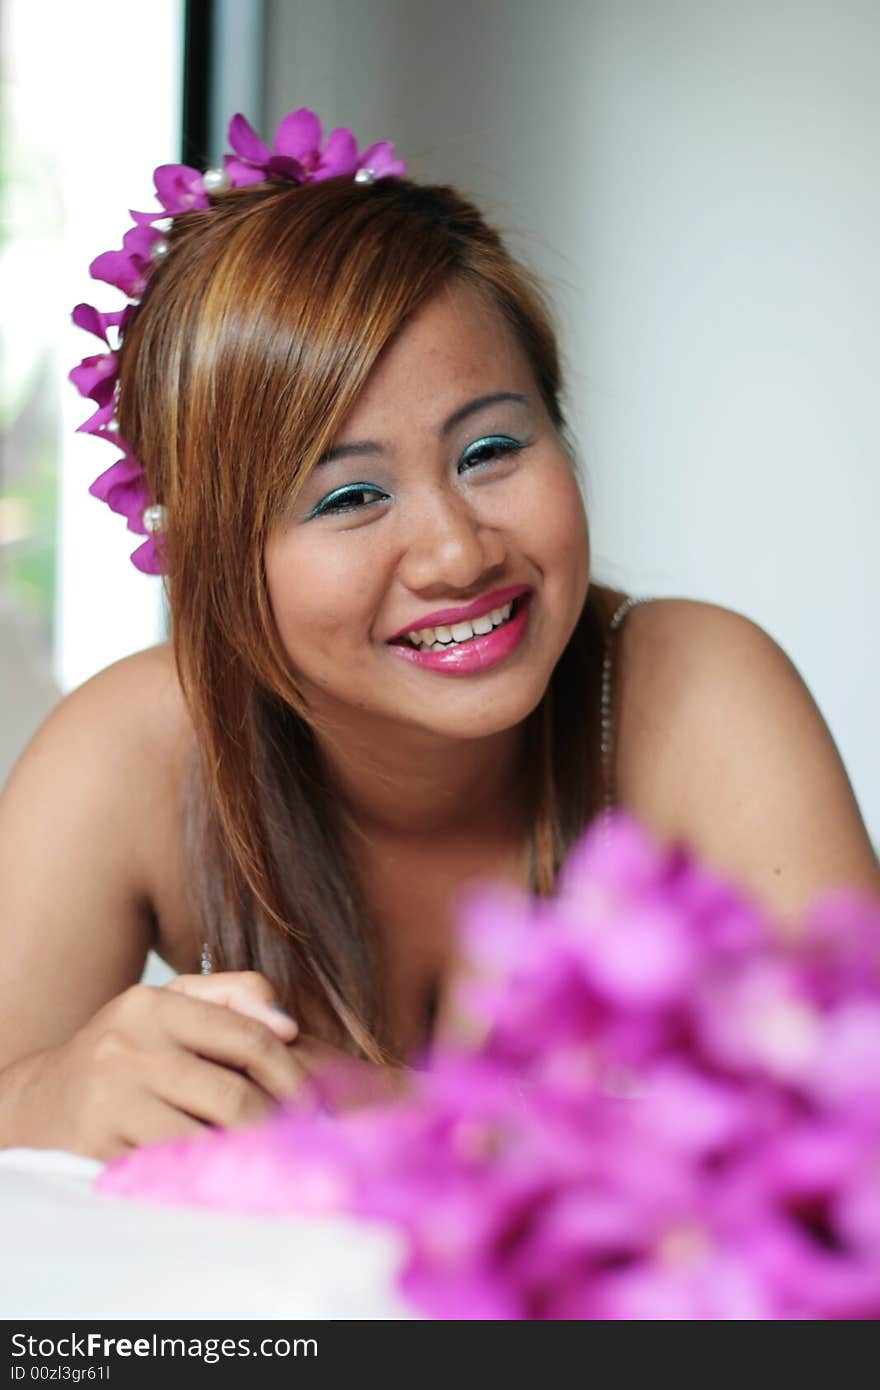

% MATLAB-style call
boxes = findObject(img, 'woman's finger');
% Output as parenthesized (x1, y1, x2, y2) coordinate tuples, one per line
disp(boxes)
(116, 1094, 209, 1157)
(165, 971, 298, 1041)
(153, 991, 305, 1103)
(153, 1048, 306, 1129)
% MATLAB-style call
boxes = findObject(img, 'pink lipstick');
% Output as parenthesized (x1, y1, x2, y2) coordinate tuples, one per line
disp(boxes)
(386, 583, 532, 645)
(387, 593, 533, 675)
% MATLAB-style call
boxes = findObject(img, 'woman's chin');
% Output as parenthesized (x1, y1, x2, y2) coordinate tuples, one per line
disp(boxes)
(382, 675, 549, 743)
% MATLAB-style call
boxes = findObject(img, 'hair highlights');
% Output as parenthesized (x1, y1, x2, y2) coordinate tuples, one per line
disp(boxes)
(116, 175, 624, 1064)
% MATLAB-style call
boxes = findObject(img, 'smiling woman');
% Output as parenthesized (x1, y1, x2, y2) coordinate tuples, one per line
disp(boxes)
(129, 174, 611, 1064)
(0, 108, 876, 1162)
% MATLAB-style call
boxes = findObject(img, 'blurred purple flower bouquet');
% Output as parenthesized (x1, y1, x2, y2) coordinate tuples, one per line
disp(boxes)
(98, 812, 880, 1319)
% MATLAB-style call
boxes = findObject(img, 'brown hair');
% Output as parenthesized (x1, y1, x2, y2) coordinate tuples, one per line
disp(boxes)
(117, 175, 625, 1066)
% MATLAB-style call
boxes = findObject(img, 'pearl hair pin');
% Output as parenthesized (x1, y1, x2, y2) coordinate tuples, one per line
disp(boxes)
(202, 166, 231, 194)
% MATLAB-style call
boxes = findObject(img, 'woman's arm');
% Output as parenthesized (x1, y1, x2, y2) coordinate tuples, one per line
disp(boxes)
(617, 599, 880, 924)
(0, 653, 304, 1156)
(0, 653, 159, 1065)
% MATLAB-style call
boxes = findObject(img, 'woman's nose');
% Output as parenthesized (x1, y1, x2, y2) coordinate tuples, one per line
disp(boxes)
(396, 488, 507, 591)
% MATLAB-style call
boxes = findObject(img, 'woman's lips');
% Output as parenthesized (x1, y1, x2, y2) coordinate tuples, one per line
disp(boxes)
(385, 583, 533, 644)
(386, 593, 532, 675)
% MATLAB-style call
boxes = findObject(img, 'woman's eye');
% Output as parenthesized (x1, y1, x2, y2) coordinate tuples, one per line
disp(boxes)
(308, 437, 527, 519)
(460, 436, 526, 471)
(311, 484, 387, 518)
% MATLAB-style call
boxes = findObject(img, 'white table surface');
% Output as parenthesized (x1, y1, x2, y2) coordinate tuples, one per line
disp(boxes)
(0, 1147, 414, 1320)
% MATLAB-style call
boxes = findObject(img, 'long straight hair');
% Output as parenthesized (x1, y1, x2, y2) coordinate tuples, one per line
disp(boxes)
(117, 175, 625, 1065)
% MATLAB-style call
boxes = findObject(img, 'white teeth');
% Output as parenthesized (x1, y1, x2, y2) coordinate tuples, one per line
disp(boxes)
(404, 601, 515, 650)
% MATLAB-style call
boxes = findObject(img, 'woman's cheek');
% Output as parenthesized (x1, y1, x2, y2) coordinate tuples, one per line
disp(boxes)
(275, 540, 386, 659)
(522, 458, 589, 568)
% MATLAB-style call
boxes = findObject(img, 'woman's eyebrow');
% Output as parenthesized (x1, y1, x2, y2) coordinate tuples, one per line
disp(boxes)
(316, 391, 530, 466)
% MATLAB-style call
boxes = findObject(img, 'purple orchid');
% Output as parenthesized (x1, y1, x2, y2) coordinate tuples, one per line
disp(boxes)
(131, 540, 162, 575)
(85, 449, 163, 574)
(152, 163, 211, 214)
(96, 811, 880, 1320)
(71, 302, 131, 346)
(69, 352, 118, 408)
(76, 399, 118, 437)
(128, 165, 212, 228)
(355, 139, 408, 180)
(223, 108, 407, 187)
(89, 223, 163, 299)
(88, 451, 150, 531)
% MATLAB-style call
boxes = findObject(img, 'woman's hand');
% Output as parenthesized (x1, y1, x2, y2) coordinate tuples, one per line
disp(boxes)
(170, 976, 414, 1110)
(0, 972, 308, 1162)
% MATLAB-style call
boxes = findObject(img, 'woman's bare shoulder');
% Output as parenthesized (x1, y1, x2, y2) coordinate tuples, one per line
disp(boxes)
(2, 638, 190, 825)
(614, 597, 880, 918)
(18, 638, 192, 764)
(614, 595, 786, 815)
(0, 640, 199, 1061)
(100, 639, 191, 740)
(613, 595, 792, 787)
(52, 639, 196, 868)
(99, 641, 200, 969)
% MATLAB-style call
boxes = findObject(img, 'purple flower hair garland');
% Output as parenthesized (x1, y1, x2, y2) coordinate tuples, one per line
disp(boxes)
(69, 108, 407, 574)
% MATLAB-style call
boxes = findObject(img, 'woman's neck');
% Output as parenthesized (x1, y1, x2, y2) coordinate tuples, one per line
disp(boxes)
(314, 717, 532, 843)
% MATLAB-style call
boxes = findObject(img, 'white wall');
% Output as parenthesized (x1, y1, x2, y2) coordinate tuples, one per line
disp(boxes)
(264, 0, 880, 844)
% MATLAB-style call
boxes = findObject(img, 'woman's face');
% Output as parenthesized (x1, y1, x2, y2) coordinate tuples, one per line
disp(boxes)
(265, 280, 590, 745)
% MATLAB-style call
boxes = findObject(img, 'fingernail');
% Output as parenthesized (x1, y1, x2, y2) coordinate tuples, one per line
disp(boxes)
(269, 1003, 298, 1028)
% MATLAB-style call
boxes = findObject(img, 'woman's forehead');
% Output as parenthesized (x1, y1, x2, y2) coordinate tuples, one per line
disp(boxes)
(340, 285, 532, 428)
